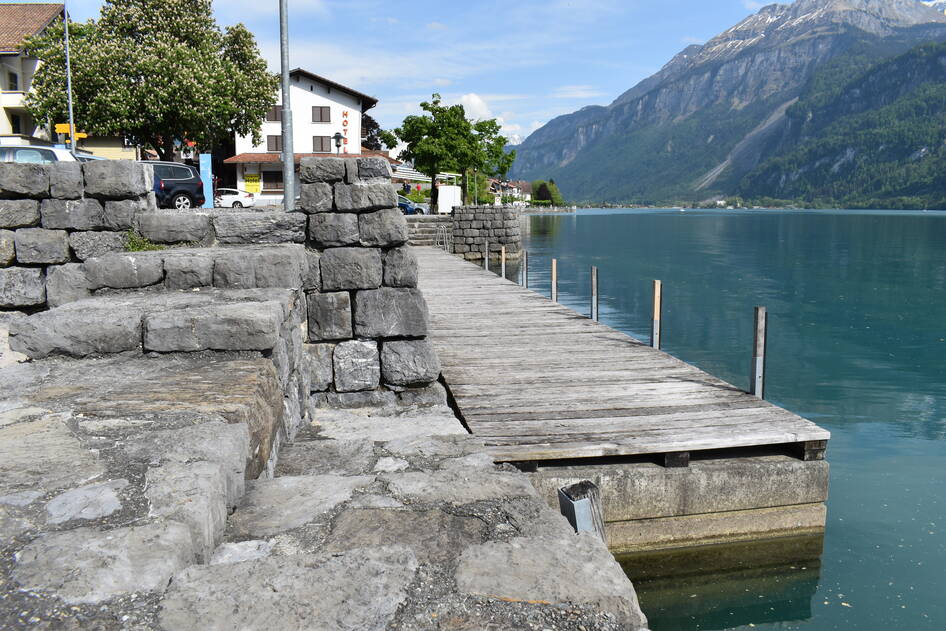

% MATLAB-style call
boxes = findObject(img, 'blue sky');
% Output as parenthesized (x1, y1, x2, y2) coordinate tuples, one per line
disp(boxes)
(54, 0, 763, 142)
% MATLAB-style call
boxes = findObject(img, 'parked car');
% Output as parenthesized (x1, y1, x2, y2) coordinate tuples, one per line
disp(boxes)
(0, 145, 77, 163)
(140, 160, 205, 210)
(74, 153, 107, 163)
(215, 188, 255, 209)
(398, 194, 427, 215)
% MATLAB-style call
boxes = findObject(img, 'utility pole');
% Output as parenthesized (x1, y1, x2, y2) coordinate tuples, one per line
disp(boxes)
(279, 0, 294, 212)
(63, 1, 76, 156)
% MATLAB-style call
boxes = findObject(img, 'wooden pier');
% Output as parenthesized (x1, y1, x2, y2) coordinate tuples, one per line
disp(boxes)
(415, 247, 830, 466)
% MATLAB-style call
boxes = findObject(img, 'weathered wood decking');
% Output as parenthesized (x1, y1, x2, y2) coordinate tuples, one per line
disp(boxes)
(416, 247, 830, 464)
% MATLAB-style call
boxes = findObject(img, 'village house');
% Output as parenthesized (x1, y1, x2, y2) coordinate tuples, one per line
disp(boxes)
(0, 3, 135, 158)
(224, 68, 379, 205)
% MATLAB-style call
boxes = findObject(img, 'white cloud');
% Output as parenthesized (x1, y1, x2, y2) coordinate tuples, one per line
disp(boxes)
(551, 85, 607, 99)
(426, 21, 448, 30)
(432, 78, 453, 87)
(458, 93, 493, 120)
(681, 36, 704, 45)
(741, 1, 764, 10)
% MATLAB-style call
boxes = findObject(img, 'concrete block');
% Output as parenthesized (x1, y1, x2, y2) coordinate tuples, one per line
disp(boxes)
(82, 161, 152, 199)
(353, 287, 429, 338)
(304, 342, 335, 391)
(381, 339, 441, 386)
(14, 228, 70, 264)
(164, 251, 215, 289)
(333, 339, 380, 392)
(11, 522, 196, 604)
(84, 252, 164, 289)
(213, 212, 306, 244)
(137, 212, 211, 243)
(308, 212, 359, 247)
(299, 182, 333, 213)
(47, 162, 83, 199)
(307, 291, 352, 341)
(0, 163, 48, 199)
(357, 157, 393, 180)
(104, 195, 156, 230)
(382, 245, 418, 288)
(299, 157, 346, 183)
(320, 247, 382, 291)
(359, 207, 408, 247)
(0, 229, 14, 267)
(68, 231, 126, 261)
(45, 263, 92, 307)
(143, 302, 282, 352)
(0, 199, 40, 228)
(0, 267, 45, 307)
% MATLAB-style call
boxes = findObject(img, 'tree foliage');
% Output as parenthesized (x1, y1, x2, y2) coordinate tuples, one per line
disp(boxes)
(361, 112, 391, 151)
(24, 0, 278, 160)
(390, 94, 515, 205)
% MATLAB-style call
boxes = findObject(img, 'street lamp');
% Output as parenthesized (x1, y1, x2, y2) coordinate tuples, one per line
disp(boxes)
(333, 132, 344, 155)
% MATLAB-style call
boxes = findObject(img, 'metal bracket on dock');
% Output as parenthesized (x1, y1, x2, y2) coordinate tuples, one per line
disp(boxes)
(558, 481, 607, 542)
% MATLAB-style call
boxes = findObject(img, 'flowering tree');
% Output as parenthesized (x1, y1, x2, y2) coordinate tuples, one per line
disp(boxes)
(25, 0, 278, 160)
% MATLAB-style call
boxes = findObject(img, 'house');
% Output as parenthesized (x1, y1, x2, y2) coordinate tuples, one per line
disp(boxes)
(224, 68, 378, 205)
(0, 3, 136, 158)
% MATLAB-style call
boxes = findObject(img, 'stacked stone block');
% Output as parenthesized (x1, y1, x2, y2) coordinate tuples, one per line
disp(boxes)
(0, 161, 157, 310)
(451, 205, 521, 261)
(298, 156, 440, 408)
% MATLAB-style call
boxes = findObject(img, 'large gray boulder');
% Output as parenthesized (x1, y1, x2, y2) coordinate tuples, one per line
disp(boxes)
(251, 247, 306, 288)
(9, 304, 143, 357)
(84, 252, 164, 289)
(320, 247, 382, 291)
(307, 291, 352, 341)
(47, 162, 83, 199)
(0, 163, 49, 199)
(334, 181, 397, 212)
(309, 212, 359, 247)
(299, 157, 346, 184)
(164, 251, 215, 289)
(382, 246, 418, 288)
(304, 343, 335, 391)
(353, 288, 429, 338)
(357, 157, 394, 180)
(14, 228, 70, 264)
(359, 207, 408, 247)
(68, 231, 126, 261)
(143, 302, 283, 353)
(45, 263, 92, 307)
(104, 195, 156, 230)
(299, 182, 333, 213)
(82, 161, 152, 199)
(40, 198, 108, 230)
(0, 229, 14, 267)
(381, 339, 441, 386)
(213, 212, 306, 244)
(0, 199, 40, 228)
(333, 339, 380, 392)
(137, 212, 212, 244)
(0, 267, 45, 308)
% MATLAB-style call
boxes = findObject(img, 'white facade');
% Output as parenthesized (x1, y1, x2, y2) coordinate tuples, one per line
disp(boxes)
(1, 53, 43, 138)
(230, 70, 373, 206)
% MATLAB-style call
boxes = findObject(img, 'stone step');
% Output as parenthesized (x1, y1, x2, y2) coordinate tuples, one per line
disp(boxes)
(47, 243, 317, 308)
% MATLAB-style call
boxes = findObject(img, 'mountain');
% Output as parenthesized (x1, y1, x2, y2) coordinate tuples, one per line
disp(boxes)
(923, 1, 946, 15)
(510, 0, 946, 204)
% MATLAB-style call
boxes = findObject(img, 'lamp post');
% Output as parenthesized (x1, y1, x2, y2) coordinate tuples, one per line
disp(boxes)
(333, 132, 344, 155)
(63, 1, 76, 157)
(279, 0, 294, 212)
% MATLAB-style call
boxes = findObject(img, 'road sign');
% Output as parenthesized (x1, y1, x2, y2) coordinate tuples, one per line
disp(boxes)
(54, 123, 72, 134)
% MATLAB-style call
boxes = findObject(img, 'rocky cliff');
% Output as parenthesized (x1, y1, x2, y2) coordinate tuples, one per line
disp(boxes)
(510, 0, 946, 203)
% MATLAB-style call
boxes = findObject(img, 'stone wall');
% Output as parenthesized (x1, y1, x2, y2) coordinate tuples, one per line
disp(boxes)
(450, 205, 521, 261)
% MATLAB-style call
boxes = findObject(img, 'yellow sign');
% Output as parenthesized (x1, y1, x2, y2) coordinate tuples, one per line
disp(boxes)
(55, 123, 72, 134)
(244, 173, 261, 194)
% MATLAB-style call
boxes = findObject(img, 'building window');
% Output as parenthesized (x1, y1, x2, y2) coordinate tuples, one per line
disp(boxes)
(313, 136, 332, 153)
(262, 170, 284, 192)
(312, 106, 331, 123)
(265, 105, 282, 122)
(10, 114, 21, 135)
(266, 135, 282, 152)
(8, 72, 18, 91)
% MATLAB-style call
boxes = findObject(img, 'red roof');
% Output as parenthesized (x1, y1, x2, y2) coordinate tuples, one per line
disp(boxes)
(0, 3, 62, 53)
(224, 149, 393, 165)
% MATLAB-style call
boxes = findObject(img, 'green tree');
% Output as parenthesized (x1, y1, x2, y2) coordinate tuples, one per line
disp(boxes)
(548, 179, 566, 205)
(390, 94, 514, 207)
(533, 180, 552, 202)
(24, 0, 278, 160)
(361, 113, 390, 151)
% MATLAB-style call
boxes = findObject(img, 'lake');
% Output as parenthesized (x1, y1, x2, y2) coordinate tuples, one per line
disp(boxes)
(513, 208, 946, 631)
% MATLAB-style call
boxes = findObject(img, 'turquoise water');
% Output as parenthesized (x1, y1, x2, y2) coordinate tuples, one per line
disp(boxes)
(517, 209, 946, 631)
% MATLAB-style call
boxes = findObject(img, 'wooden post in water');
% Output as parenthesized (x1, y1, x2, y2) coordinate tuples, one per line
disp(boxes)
(750, 306, 767, 399)
(501, 246, 506, 280)
(483, 241, 489, 271)
(551, 258, 558, 303)
(651, 280, 662, 349)
(591, 266, 599, 321)
(557, 480, 607, 542)
(522, 251, 529, 288)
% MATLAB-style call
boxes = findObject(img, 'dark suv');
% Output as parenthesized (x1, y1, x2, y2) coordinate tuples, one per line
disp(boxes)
(141, 161, 205, 210)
